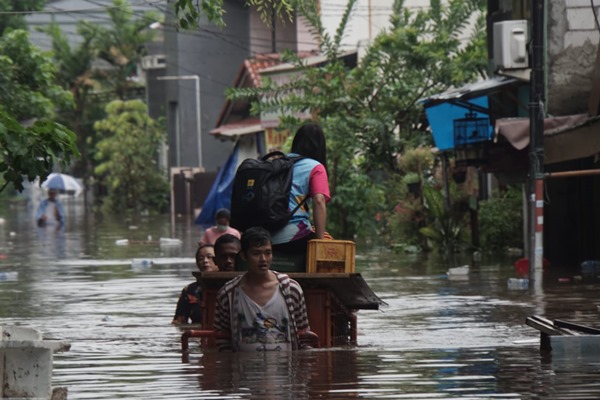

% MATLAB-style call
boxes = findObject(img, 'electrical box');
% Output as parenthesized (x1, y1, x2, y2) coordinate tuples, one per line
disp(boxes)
(493, 20, 529, 70)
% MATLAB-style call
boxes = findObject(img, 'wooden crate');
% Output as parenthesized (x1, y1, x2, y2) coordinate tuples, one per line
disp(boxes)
(306, 240, 355, 274)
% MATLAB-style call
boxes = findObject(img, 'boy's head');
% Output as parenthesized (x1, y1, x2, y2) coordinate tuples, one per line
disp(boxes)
(240, 226, 272, 254)
(214, 234, 241, 271)
(240, 227, 273, 274)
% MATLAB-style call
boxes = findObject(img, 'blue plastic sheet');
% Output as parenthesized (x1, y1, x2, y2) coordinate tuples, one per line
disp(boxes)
(195, 143, 240, 226)
(424, 96, 490, 151)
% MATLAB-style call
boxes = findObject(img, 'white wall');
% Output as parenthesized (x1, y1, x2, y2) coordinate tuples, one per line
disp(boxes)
(319, 0, 432, 50)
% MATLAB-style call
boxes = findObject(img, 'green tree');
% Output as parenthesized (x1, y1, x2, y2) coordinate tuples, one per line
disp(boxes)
(344, 0, 487, 174)
(479, 186, 523, 252)
(91, 0, 159, 99)
(229, 0, 486, 239)
(0, 0, 46, 35)
(419, 184, 466, 254)
(173, 0, 293, 28)
(0, 29, 78, 193)
(43, 22, 101, 180)
(94, 100, 168, 214)
(44, 0, 159, 185)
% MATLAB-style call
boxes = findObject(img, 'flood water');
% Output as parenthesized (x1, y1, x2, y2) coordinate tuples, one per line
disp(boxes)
(1, 198, 600, 399)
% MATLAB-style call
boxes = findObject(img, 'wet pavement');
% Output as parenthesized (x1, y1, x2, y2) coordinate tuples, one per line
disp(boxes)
(1, 199, 599, 399)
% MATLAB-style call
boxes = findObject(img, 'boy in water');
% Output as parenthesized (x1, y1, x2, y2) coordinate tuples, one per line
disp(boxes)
(213, 227, 311, 352)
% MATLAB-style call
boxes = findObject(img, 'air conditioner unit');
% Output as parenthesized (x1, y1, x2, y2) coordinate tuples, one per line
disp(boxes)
(493, 20, 529, 70)
(141, 55, 166, 70)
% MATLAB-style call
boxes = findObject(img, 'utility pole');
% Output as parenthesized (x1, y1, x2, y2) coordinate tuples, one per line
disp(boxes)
(528, 0, 545, 288)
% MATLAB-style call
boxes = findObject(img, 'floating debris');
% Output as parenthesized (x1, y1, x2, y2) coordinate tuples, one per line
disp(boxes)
(131, 259, 153, 267)
(447, 265, 469, 276)
(159, 237, 182, 246)
(507, 278, 529, 290)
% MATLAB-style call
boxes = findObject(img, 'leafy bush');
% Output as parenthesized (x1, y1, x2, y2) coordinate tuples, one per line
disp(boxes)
(94, 100, 169, 214)
(478, 186, 523, 252)
(419, 184, 466, 254)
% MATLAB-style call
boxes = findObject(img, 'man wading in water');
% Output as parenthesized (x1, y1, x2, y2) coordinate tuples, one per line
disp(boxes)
(213, 227, 312, 352)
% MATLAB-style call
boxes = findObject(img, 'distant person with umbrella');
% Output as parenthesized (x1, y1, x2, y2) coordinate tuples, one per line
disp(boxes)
(41, 173, 83, 197)
(35, 188, 64, 227)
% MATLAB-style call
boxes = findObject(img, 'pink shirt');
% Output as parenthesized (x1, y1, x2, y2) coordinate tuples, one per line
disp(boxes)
(200, 226, 241, 245)
(309, 164, 331, 201)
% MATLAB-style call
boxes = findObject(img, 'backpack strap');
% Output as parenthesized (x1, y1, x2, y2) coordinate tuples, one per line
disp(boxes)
(290, 194, 309, 216)
(261, 151, 309, 217)
(288, 155, 309, 216)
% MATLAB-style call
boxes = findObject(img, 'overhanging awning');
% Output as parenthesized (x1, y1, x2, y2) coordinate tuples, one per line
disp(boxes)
(210, 118, 262, 138)
(421, 76, 527, 151)
(495, 114, 600, 164)
(423, 76, 524, 113)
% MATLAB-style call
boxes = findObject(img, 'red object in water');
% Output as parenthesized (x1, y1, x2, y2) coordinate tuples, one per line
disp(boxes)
(514, 258, 550, 276)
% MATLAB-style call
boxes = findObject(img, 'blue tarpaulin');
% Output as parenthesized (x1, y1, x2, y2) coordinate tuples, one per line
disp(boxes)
(424, 96, 490, 151)
(195, 143, 240, 226)
(421, 77, 524, 151)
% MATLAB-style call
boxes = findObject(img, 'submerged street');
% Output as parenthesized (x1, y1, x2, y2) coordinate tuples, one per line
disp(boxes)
(0, 199, 599, 399)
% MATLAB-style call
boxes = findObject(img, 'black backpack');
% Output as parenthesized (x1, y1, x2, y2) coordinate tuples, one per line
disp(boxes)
(230, 151, 307, 232)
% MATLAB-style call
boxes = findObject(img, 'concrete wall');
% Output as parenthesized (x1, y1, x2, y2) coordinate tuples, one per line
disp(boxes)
(164, 0, 249, 172)
(27, 0, 164, 51)
(547, 0, 600, 115)
(249, 8, 306, 53)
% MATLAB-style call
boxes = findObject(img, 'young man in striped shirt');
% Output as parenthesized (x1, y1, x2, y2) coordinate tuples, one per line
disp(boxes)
(213, 226, 311, 352)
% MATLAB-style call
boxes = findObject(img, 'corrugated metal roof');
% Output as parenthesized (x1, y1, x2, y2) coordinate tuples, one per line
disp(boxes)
(422, 76, 524, 106)
(210, 117, 262, 137)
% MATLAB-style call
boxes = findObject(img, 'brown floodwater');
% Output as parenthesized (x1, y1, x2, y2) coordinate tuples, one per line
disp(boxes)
(0, 199, 599, 399)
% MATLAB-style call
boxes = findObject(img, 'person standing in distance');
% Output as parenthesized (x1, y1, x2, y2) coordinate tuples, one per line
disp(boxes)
(200, 208, 241, 245)
(35, 188, 64, 227)
(213, 227, 311, 352)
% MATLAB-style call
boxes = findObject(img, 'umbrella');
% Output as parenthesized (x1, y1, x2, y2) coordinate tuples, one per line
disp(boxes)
(41, 173, 83, 196)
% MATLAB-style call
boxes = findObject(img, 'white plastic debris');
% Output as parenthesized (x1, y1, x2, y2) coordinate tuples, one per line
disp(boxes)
(159, 237, 182, 246)
(447, 265, 469, 276)
(115, 239, 129, 246)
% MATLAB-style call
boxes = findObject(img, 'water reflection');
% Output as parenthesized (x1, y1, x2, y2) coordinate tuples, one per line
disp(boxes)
(193, 351, 360, 400)
(1, 201, 600, 398)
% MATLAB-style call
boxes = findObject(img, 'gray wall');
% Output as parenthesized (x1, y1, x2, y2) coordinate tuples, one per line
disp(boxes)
(164, 0, 249, 172)
(27, 0, 165, 50)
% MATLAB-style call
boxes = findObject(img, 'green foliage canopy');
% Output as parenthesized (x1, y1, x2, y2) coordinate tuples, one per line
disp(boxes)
(173, 0, 293, 28)
(43, 0, 161, 185)
(0, 30, 73, 121)
(91, 0, 159, 99)
(0, 29, 78, 193)
(94, 100, 168, 213)
(479, 186, 523, 252)
(43, 21, 100, 179)
(228, 0, 487, 239)
(0, 0, 45, 35)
